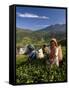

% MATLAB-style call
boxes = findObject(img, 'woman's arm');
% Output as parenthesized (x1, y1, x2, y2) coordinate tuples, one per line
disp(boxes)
(55, 47, 58, 57)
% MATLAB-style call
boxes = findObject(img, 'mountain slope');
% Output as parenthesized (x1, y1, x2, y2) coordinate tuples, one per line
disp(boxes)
(16, 24, 66, 44)
(34, 24, 66, 40)
(35, 24, 66, 32)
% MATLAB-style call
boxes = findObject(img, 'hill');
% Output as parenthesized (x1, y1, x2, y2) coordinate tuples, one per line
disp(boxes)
(16, 24, 66, 46)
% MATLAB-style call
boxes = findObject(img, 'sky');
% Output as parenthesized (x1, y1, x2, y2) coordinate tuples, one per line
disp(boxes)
(16, 6, 66, 31)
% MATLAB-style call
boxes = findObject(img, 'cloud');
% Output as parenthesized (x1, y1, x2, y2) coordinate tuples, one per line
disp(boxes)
(35, 24, 49, 27)
(17, 12, 49, 19)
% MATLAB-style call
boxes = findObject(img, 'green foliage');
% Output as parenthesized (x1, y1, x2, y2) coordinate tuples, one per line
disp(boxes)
(16, 55, 28, 66)
(58, 39, 66, 46)
(16, 24, 66, 84)
(16, 24, 66, 46)
(16, 46, 67, 84)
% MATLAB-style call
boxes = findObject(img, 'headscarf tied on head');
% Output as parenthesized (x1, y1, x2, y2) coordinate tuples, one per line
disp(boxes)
(50, 38, 58, 47)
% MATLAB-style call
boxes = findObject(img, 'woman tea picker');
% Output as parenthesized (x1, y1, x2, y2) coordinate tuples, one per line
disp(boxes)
(49, 38, 63, 67)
